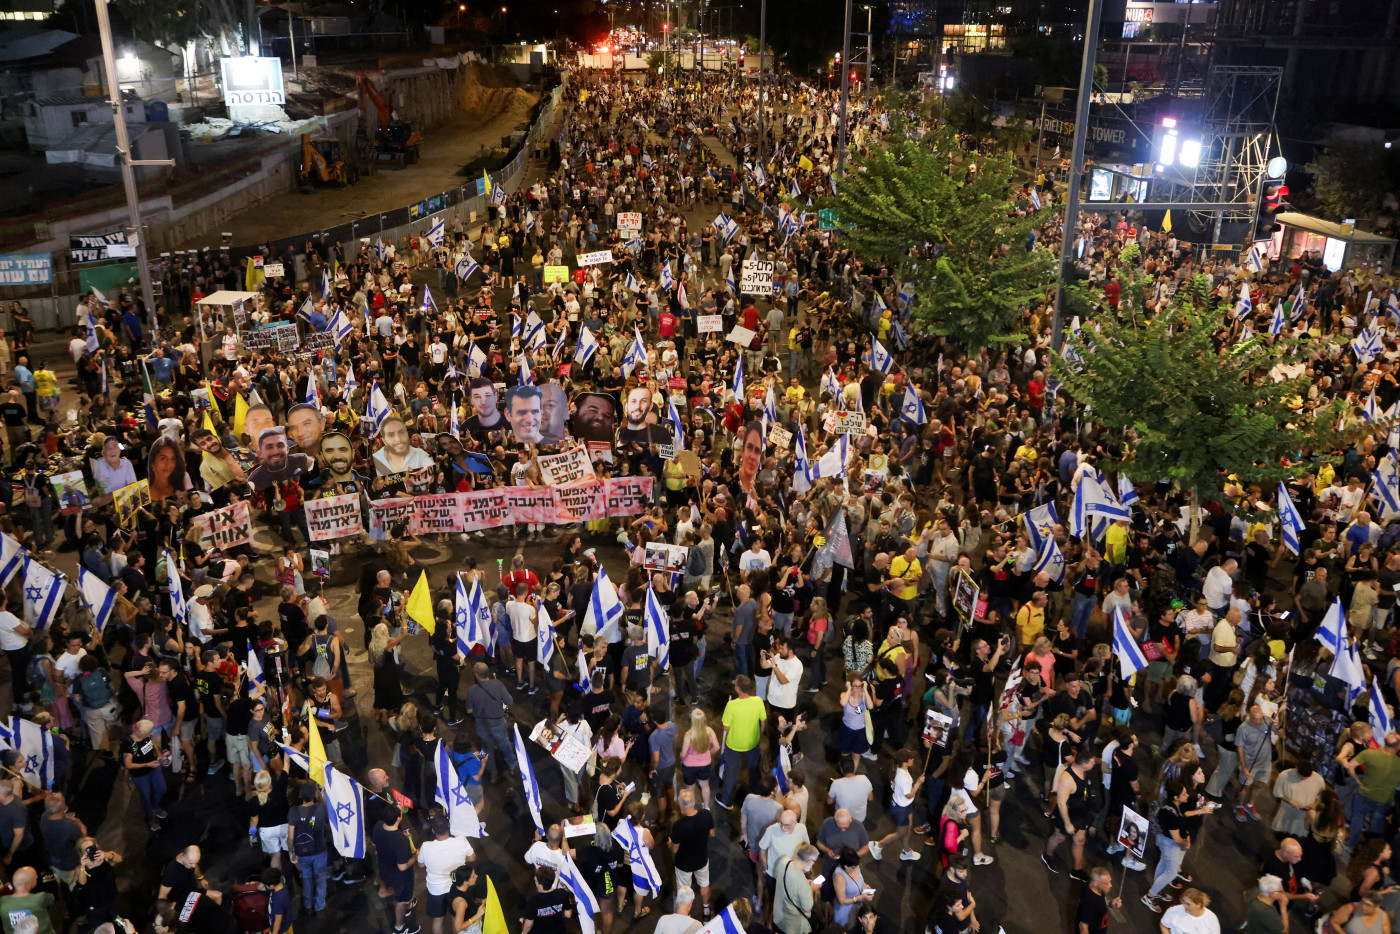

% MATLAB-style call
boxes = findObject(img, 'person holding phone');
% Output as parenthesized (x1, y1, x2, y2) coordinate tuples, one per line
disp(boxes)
(595, 756, 633, 829)
(73, 836, 121, 928)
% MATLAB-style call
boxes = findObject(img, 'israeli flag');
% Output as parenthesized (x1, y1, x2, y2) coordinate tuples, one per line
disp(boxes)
(1245, 246, 1263, 273)
(454, 575, 473, 656)
(1034, 538, 1068, 585)
(1029, 187, 1041, 210)
(696, 905, 747, 934)
(467, 343, 489, 378)
(469, 578, 493, 651)
(22, 558, 64, 631)
(1388, 291, 1400, 323)
(1277, 482, 1305, 556)
(1315, 597, 1346, 657)
(275, 741, 311, 774)
(575, 325, 600, 368)
(524, 310, 547, 350)
(626, 238, 644, 257)
(660, 260, 674, 291)
(366, 383, 392, 437)
(870, 338, 893, 373)
(90, 287, 110, 310)
(726, 266, 737, 294)
(1331, 638, 1366, 697)
(1070, 475, 1131, 539)
(1363, 389, 1381, 422)
(321, 269, 333, 299)
(560, 853, 603, 934)
(305, 375, 319, 409)
(512, 313, 523, 339)
(0, 717, 53, 790)
(644, 586, 670, 670)
(622, 327, 649, 378)
(812, 434, 849, 480)
(519, 354, 533, 387)
(713, 213, 738, 244)
(427, 217, 445, 246)
(778, 208, 798, 238)
(0, 533, 23, 588)
(166, 548, 187, 631)
(1024, 503, 1059, 552)
(582, 567, 624, 643)
(77, 566, 116, 634)
(435, 739, 485, 838)
(1371, 676, 1393, 737)
(793, 426, 813, 494)
(343, 364, 358, 398)
(625, 271, 640, 293)
(1376, 452, 1400, 517)
(553, 325, 569, 359)
(892, 320, 909, 353)
(1112, 606, 1149, 680)
(1117, 474, 1139, 508)
(423, 285, 438, 314)
(513, 723, 544, 834)
(1291, 284, 1308, 321)
(790, 177, 802, 199)
(322, 764, 366, 858)
(613, 818, 663, 894)
(763, 384, 779, 424)
(537, 605, 555, 667)
(668, 399, 686, 450)
(374, 239, 388, 263)
(491, 179, 507, 206)
(900, 385, 926, 425)
(455, 255, 480, 281)
(576, 643, 592, 693)
(329, 310, 353, 346)
(1269, 300, 1286, 336)
(821, 368, 842, 400)
(872, 291, 887, 316)
(246, 649, 266, 689)
(85, 320, 100, 354)
(732, 356, 745, 401)
(1354, 323, 1384, 364)
(753, 163, 768, 186)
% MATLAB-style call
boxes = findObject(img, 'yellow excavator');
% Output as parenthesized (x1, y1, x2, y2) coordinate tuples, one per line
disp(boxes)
(298, 134, 359, 190)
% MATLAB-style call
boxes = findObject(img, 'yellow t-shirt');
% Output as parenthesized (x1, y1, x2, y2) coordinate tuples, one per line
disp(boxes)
(889, 556, 921, 602)
(721, 695, 767, 752)
(1017, 604, 1046, 646)
(1104, 523, 1129, 565)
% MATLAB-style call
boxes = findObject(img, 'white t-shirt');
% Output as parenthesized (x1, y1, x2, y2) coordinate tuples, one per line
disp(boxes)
(55, 649, 86, 679)
(828, 775, 874, 823)
(891, 768, 915, 807)
(418, 836, 473, 895)
(523, 842, 566, 872)
(1160, 906, 1222, 934)
(507, 601, 537, 642)
(739, 550, 772, 573)
(0, 612, 26, 651)
(767, 655, 802, 709)
(187, 601, 214, 644)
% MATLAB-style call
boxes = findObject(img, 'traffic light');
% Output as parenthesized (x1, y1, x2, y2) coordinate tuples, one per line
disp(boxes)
(1252, 180, 1289, 243)
(834, 51, 842, 64)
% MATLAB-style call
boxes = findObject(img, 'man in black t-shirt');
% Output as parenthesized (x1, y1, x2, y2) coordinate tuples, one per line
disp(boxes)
(669, 788, 715, 912)
(521, 866, 572, 934)
(161, 659, 199, 777)
(193, 651, 227, 774)
(1075, 867, 1118, 934)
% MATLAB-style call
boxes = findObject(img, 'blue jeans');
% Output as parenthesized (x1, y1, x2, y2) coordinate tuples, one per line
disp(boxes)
(1348, 794, 1390, 852)
(1147, 835, 1186, 898)
(734, 644, 752, 677)
(964, 703, 989, 743)
(131, 769, 166, 818)
(297, 849, 329, 910)
(1070, 593, 1095, 640)
(479, 720, 515, 780)
(721, 745, 761, 806)
(772, 612, 794, 637)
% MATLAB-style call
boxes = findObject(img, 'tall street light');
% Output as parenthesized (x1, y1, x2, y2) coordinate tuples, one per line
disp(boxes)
(836, 0, 852, 176)
(861, 4, 872, 100)
(758, 0, 767, 170)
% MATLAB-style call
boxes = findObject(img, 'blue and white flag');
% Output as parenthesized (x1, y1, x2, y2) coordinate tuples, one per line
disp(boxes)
(892, 320, 909, 353)
(1023, 502, 1059, 552)
(1269, 300, 1286, 336)
(1277, 482, 1305, 556)
(1029, 187, 1042, 210)
(246, 649, 266, 690)
(491, 178, 507, 206)
(821, 368, 842, 400)
(870, 338, 893, 373)
(793, 426, 813, 494)
(519, 354, 533, 387)
(22, 558, 64, 631)
(1331, 637, 1366, 698)
(575, 325, 599, 368)
(321, 269, 333, 300)
(625, 271, 640, 293)
(644, 586, 670, 670)
(1371, 675, 1393, 737)
(1245, 246, 1263, 273)
(343, 364, 358, 399)
(85, 320, 100, 354)
(625, 238, 643, 256)
(1033, 537, 1067, 585)
(1291, 284, 1308, 321)
(1117, 474, 1139, 508)
(1070, 475, 1130, 539)
(560, 852, 603, 934)
(1315, 597, 1346, 657)
(165, 548, 187, 632)
(275, 741, 310, 774)
(812, 435, 849, 481)
(1363, 388, 1381, 422)
(553, 325, 569, 359)
(366, 383, 392, 437)
(0, 533, 23, 588)
(660, 260, 674, 291)
(900, 385, 926, 424)
(467, 343, 489, 379)
(726, 266, 737, 295)
(523, 310, 546, 350)
(695, 905, 747, 934)
(373, 239, 388, 263)
(423, 285, 438, 314)
(435, 739, 485, 838)
(790, 177, 802, 199)
(77, 566, 116, 634)
(575, 643, 592, 693)
(512, 313, 523, 340)
(454, 575, 473, 656)
(1354, 322, 1384, 364)
(469, 578, 494, 650)
(732, 356, 745, 401)
(513, 723, 544, 834)
(323, 764, 367, 858)
(305, 375, 319, 409)
(763, 384, 779, 425)
(537, 604, 555, 667)
(777, 207, 798, 238)
(668, 399, 686, 451)
(427, 217, 445, 246)
(455, 255, 480, 281)
(1112, 606, 1149, 680)
(1377, 452, 1400, 517)
(582, 567, 624, 643)
(0, 717, 53, 790)
(1388, 291, 1400, 324)
(623, 328, 649, 378)
(1234, 281, 1253, 318)
(613, 818, 662, 894)
(329, 310, 353, 346)
(753, 163, 768, 186)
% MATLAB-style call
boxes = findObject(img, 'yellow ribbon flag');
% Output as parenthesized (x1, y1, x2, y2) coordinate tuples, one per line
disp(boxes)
(245, 257, 265, 291)
(1162, 209, 1173, 234)
(798, 155, 813, 171)
(481, 170, 492, 198)
(306, 714, 328, 786)
(405, 570, 435, 634)
(232, 393, 249, 442)
(483, 877, 508, 934)
(202, 409, 216, 435)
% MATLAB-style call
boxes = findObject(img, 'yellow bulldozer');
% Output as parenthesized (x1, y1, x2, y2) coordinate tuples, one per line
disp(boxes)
(298, 134, 359, 190)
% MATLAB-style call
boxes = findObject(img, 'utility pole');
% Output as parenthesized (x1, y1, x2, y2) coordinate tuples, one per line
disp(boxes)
(94, 0, 173, 325)
(758, 0, 767, 170)
(863, 5, 873, 100)
(288, 9, 298, 79)
(1051, 0, 1104, 352)
(837, 0, 853, 176)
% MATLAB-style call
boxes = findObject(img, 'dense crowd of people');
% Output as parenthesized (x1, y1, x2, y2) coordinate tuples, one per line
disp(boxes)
(0, 60, 1395, 934)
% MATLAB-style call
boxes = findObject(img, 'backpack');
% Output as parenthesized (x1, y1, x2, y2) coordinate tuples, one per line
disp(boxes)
(308, 635, 333, 679)
(289, 805, 326, 857)
(230, 881, 271, 934)
(26, 654, 47, 690)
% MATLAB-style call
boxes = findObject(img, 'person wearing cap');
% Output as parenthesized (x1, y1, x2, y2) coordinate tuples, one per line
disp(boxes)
(187, 584, 218, 645)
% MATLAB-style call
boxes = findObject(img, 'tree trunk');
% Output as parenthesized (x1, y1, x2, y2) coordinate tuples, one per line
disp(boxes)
(1187, 484, 1203, 545)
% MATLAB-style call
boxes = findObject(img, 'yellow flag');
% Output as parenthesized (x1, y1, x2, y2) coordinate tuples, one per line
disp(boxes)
(406, 570, 435, 634)
(481, 170, 492, 198)
(202, 409, 216, 435)
(483, 877, 508, 934)
(245, 257, 265, 291)
(1162, 210, 1173, 234)
(233, 393, 249, 442)
(306, 714, 327, 786)
(798, 155, 813, 171)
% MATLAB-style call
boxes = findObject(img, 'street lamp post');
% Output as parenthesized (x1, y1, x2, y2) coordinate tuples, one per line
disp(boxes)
(837, 0, 853, 176)
(758, 0, 767, 170)
(862, 4, 872, 100)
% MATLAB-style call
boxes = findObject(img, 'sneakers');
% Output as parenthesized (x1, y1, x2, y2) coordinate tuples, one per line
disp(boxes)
(1123, 858, 1147, 872)
(1106, 843, 1125, 855)
(869, 841, 884, 861)
(806, 685, 822, 694)
(1070, 869, 1089, 882)
(1246, 803, 1262, 821)
(1141, 895, 1164, 912)
(972, 854, 994, 866)
(1041, 853, 1059, 874)
(1234, 806, 1248, 822)
(860, 751, 879, 761)
(899, 850, 920, 861)
(714, 799, 730, 810)
(153, 808, 168, 820)
(913, 823, 932, 835)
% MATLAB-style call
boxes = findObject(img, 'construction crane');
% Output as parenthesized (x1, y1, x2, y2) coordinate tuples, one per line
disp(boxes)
(356, 70, 423, 165)
(299, 134, 359, 190)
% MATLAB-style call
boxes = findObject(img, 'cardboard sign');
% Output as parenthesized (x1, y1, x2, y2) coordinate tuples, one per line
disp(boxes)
(264, 262, 285, 278)
(543, 265, 570, 283)
(727, 325, 757, 347)
(616, 212, 643, 232)
(659, 444, 676, 460)
(576, 250, 615, 267)
(643, 542, 690, 572)
(113, 479, 151, 526)
(740, 258, 775, 294)
(537, 448, 597, 487)
(768, 425, 792, 449)
(832, 411, 867, 435)
(696, 314, 723, 333)
(531, 719, 592, 773)
(305, 492, 364, 542)
(190, 501, 253, 551)
(668, 377, 687, 391)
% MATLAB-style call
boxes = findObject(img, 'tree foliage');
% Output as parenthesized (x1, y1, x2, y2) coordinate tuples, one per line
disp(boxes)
(1306, 143, 1398, 222)
(1051, 247, 1356, 506)
(114, 0, 256, 53)
(824, 114, 1054, 351)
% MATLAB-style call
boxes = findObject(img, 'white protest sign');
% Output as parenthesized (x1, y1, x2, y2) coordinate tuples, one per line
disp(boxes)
(537, 448, 597, 487)
(696, 314, 724, 333)
(531, 719, 592, 772)
(727, 325, 757, 347)
(768, 425, 793, 449)
(740, 259, 775, 295)
(304, 492, 364, 542)
(833, 411, 867, 435)
(263, 263, 285, 278)
(190, 501, 253, 551)
(576, 249, 615, 267)
(616, 212, 643, 233)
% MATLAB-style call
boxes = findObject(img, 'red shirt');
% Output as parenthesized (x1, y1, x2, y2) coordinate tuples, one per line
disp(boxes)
(659, 312, 676, 337)
(503, 569, 539, 597)
(1027, 379, 1045, 409)
(742, 305, 759, 330)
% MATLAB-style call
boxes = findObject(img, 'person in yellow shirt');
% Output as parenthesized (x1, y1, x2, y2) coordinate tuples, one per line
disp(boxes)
(784, 377, 805, 406)
(1013, 441, 1038, 463)
(1016, 591, 1048, 647)
(887, 547, 922, 618)
(1104, 519, 1129, 567)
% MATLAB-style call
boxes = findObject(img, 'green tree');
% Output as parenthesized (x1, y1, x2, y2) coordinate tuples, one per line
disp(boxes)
(824, 116, 1053, 350)
(1050, 246, 1355, 530)
(114, 0, 255, 54)
(1307, 143, 1399, 222)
